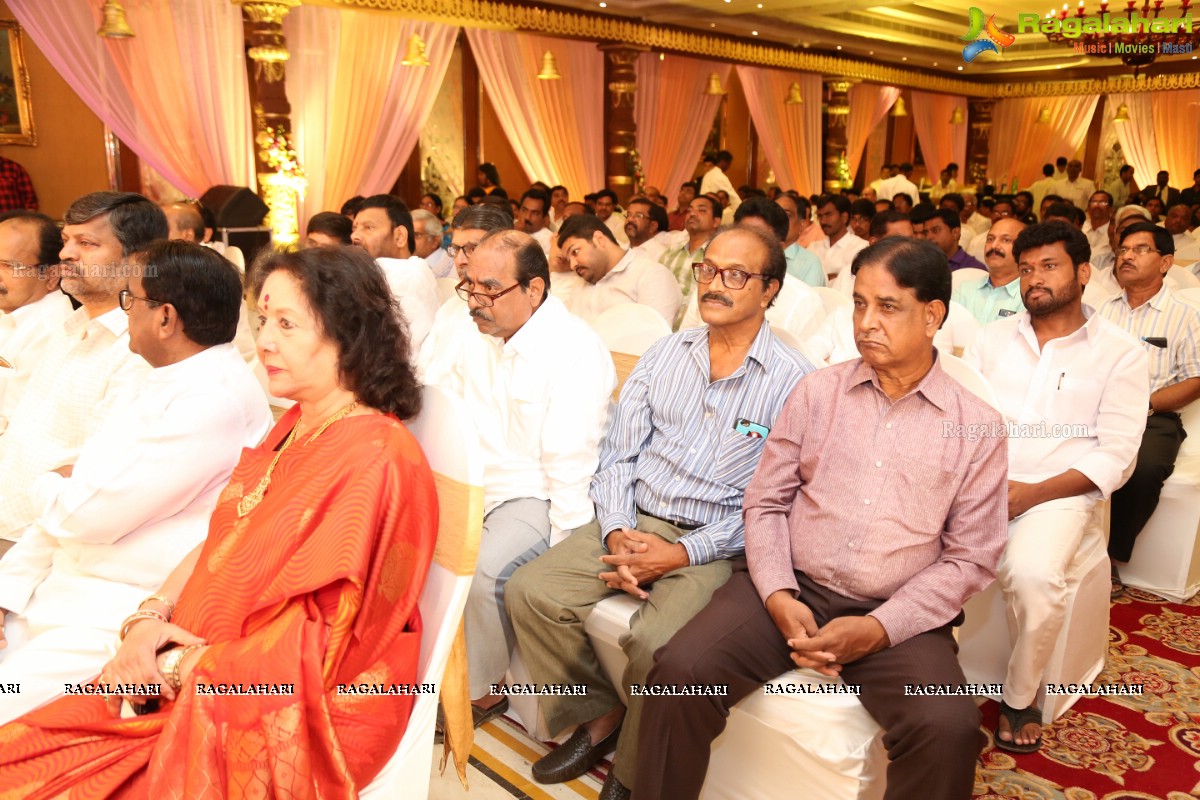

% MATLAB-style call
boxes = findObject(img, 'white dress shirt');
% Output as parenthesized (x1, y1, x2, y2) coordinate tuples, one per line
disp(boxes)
(433, 295, 615, 535)
(604, 213, 630, 247)
(964, 211, 992, 238)
(0, 291, 74, 425)
(809, 231, 869, 278)
(1029, 177, 1059, 218)
(1083, 221, 1112, 264)
(877, 175, 919, 203)
(1082, 264, 1121, 309)
(630, 231, 672, 264)
(1054, 177, 1097, 210)
(568, 249, 683, 327)
(699, 166, 742, 217)
(549, 270, 586, 308)
(0, 307, 151, 541)
(963, 310, 1148, 498)
(377, 256, 439, 358)
(531, 227, 554, 257)
(679, 275, 826, 349)
(418, 294, 477, 387)
(424, 247, 455, 279)
(0, 343, 271, 616)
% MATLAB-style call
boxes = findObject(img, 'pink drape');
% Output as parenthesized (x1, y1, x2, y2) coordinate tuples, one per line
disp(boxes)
(1150, 90, 1200, 188)
(909, 91, 967, 180)
(846, 84, 901, 180)
(990, 96, 1099, 190)
(466, 29, 604, 197)
(1107, 92, 1161, 184)
(736, 66, 821, 195)
(634, 55, 731, 202)
(8, 0, 253, 196)
(285, 7, 457, 226)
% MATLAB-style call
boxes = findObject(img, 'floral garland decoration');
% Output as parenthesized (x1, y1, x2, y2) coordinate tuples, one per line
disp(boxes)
(628, 148, 646, 195)
(255, 126, 307, 195)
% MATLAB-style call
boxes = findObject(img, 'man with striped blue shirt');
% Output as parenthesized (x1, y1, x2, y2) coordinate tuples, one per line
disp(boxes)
(1097, 222, 1200, 594)
(507, 226, 813, 800)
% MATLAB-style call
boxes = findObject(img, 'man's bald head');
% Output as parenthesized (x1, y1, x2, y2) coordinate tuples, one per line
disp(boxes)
(161, 203, 205, 243)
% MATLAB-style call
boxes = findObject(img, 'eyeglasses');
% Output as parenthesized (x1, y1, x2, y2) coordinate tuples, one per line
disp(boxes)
(691, 263, 773, 290)
(627, 212, 651, 221)
(1088, 199, 1111, 206)
(0, 259, 39, 275)
(447, 242, 479, 258)
(1116, 244, 1160, 257)
(118, 289, 161, 312)
(455, 279, 522, 307)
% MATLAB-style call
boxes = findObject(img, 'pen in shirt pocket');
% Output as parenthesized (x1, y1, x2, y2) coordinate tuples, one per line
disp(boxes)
(1057, 372, 1064, 391)
(1142, 336, 1167, 349)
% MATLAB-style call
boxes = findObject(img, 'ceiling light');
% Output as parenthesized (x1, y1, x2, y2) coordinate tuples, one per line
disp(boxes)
(598, 1, 606, 6)
(901, 56, 907, 61)
(932, 61, 938, 66)
(752, 30, 758, 35)
(957, 65, 963, 70)
(757, 2, 763, 6)
(868, 50, 874, 55)
(710, 22, 716, 26)
(836, 45, 842, 50)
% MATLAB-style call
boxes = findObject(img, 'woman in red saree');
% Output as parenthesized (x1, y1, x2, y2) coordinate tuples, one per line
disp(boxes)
(0, 246, 438, 798)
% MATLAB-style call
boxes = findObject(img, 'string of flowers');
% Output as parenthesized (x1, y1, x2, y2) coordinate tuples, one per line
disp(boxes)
(255, 125, 306, 194)
(835, 151, 852, 190)
(628, 148, 646, 195)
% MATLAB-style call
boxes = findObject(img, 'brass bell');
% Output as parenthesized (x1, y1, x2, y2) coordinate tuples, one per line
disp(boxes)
(703, 72, 726, 95)
(890, 96, 908, 117)
(949, 106, 965, 125)
(97, 0, 135, 39)
(400, 34, 431, 67)
(1113, 102, 1130, 123)
(537, 50, 562, 80)
(784, 82, 803, 105)
(1036, 106, 1052, 124)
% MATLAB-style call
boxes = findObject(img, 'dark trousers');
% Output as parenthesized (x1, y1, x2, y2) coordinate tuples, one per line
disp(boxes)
(632, 563, 983, 800)
(1109, 412, 1186, 563)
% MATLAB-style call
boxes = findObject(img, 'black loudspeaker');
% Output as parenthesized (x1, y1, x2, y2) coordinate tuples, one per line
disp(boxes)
(199, 185, 268, 228)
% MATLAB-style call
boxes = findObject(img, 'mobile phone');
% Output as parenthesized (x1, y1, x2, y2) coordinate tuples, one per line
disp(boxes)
(734, 418, 769, 439)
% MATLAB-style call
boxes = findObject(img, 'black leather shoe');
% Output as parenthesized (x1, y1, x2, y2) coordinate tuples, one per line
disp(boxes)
(599, 771, 631, 800)
(531, 722, 622, 784)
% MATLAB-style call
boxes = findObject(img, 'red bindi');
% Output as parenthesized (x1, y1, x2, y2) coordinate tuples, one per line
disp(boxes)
(262, 293, 269, 311)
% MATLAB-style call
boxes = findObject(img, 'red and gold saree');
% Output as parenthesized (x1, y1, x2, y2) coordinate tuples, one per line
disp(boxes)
(0, 408, 438, 799)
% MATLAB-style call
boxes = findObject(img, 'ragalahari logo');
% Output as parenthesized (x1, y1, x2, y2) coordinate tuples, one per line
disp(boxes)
(961, 7, 1016, 62)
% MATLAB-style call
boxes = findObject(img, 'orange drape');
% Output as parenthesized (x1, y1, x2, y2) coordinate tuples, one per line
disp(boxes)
(846, 84, 901, 181)
(909, 91, 967, 183)
(990, 96, 1099, 191)
(1150, 89, 1200, 188)
(0, 409, 438, 799)
(736, 66, 822, 195)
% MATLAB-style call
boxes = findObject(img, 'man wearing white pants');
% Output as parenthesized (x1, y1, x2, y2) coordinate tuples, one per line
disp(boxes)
(965, 220, 1147, 753)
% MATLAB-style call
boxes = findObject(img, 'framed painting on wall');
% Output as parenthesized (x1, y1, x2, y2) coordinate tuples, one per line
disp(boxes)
(0, 20, 35, 146)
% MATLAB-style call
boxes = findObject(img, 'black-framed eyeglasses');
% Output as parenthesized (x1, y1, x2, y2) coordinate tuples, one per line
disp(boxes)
(447, 242, 479, 258)
(1116, 244, 1160, 257)
(118, 289, 161, 312)
(692, 263, 773, 290)
(455, 279, 522, 307)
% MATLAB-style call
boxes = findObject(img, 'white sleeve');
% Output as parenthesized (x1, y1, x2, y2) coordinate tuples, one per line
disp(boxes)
(638, 263, 684, 327)
(0, 523, 56, 615)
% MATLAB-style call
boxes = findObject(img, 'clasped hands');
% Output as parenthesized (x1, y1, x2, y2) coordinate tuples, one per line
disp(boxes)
(765, 591, 890, 676)
(598, 528, 689, 600)
(97, 617, 206, 717)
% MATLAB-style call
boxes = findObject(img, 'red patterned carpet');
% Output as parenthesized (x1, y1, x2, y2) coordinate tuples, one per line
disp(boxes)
(973, 588, 1200, 799)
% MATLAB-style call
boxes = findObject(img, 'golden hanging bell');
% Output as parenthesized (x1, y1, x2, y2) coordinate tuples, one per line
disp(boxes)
(97, 0, 135, 38)
(890, 96, 908, 117)
(1113, 102, 1130, 122)
(949, 106, 964, 125)
(400, 34, 430, 67)
(1036, 106, 1052, 124)
(784, 82, 803, 105)
(537, 50, 562, 80)
(703, 72, 726, 96)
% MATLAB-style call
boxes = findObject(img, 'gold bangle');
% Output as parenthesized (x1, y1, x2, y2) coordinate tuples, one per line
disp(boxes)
(171, 645, 201, 692)
(120, 610, 166, 641)
(140, 594, 175, 620)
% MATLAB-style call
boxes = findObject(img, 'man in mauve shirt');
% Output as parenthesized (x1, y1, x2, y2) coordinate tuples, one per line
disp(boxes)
(633, 237, 1009, 800)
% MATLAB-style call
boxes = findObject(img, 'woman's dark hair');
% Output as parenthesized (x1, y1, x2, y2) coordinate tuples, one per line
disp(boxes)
(249, 246, 422, 419)
(478, 162, 501, 188)
(137, 239, 243, 347)
(422, 193, 444, 214)
(850, 237, 951, 330)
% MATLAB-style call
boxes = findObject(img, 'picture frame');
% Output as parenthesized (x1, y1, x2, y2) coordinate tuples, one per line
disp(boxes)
(0, 20, 35, 146)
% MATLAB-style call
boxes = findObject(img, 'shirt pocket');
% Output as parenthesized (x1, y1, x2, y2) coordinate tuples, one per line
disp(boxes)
(886, 455, 962, 539)
(713, 429, 767, 488)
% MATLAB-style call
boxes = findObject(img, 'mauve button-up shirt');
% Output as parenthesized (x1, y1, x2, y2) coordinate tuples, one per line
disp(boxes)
(744, 355, 1009, 646)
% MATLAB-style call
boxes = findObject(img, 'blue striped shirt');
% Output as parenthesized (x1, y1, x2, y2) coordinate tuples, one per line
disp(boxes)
(591, 321, 814, 565)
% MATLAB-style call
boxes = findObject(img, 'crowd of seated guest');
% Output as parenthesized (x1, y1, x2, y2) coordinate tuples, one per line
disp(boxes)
(0, 149, 1197, 798)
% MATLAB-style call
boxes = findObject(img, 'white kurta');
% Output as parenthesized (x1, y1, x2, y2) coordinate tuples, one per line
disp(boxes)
(567, 249, 683, 327)
(377, 256, 439, 359)
(0, 342, 272, 722)
(0, 291, 74, 426)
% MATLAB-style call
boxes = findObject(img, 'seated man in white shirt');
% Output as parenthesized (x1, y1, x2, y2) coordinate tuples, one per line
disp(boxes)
(595, 190, 630, 248)
(964, 221, 1147, 753)
(418, 204, 512, 386)
(1082, 191, 1115, 265)
(1164, 202, 1195, 255)
(0, 240, 271, 722)
(0, 193, 163, 551)
(433, 229, 615, 729)
(412, 209, 454, 278)
(1084, 206, 1152, 308)
(559, 215, 683, 327)
(624, 197, 673, 263)
(812, 194, 869, 293)
(0, 213, 74, 428)
(517, 188, 555, 256)
(1098, 223, 1200, 594)
(351, 194, 438, 356)
(952, 216, 1026, 325)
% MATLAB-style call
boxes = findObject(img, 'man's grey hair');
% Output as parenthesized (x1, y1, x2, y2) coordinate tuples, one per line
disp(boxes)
(411, 209, 444, 237)
(452, 203, 512, 233)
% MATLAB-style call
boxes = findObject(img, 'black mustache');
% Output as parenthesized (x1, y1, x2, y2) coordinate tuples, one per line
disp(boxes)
(985, 248, 1006, 259)
(700, 292, 733, 307)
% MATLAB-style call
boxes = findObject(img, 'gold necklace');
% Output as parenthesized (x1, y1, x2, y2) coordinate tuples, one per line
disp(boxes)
(237, 400, 359, 518)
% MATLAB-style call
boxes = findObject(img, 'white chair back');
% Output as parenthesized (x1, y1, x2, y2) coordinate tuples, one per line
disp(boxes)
(812, 285, 851, 316)
(933, 300, 981, 357)
(361, 385, 484, 799)
(435, 276, 460, 305)
(1166, 265, 1200, 291)
(938, 353, 1001, 411)
(589, 302, 672, 356)
(951, 267, 988, 292)
(769, 325, 806, 353)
